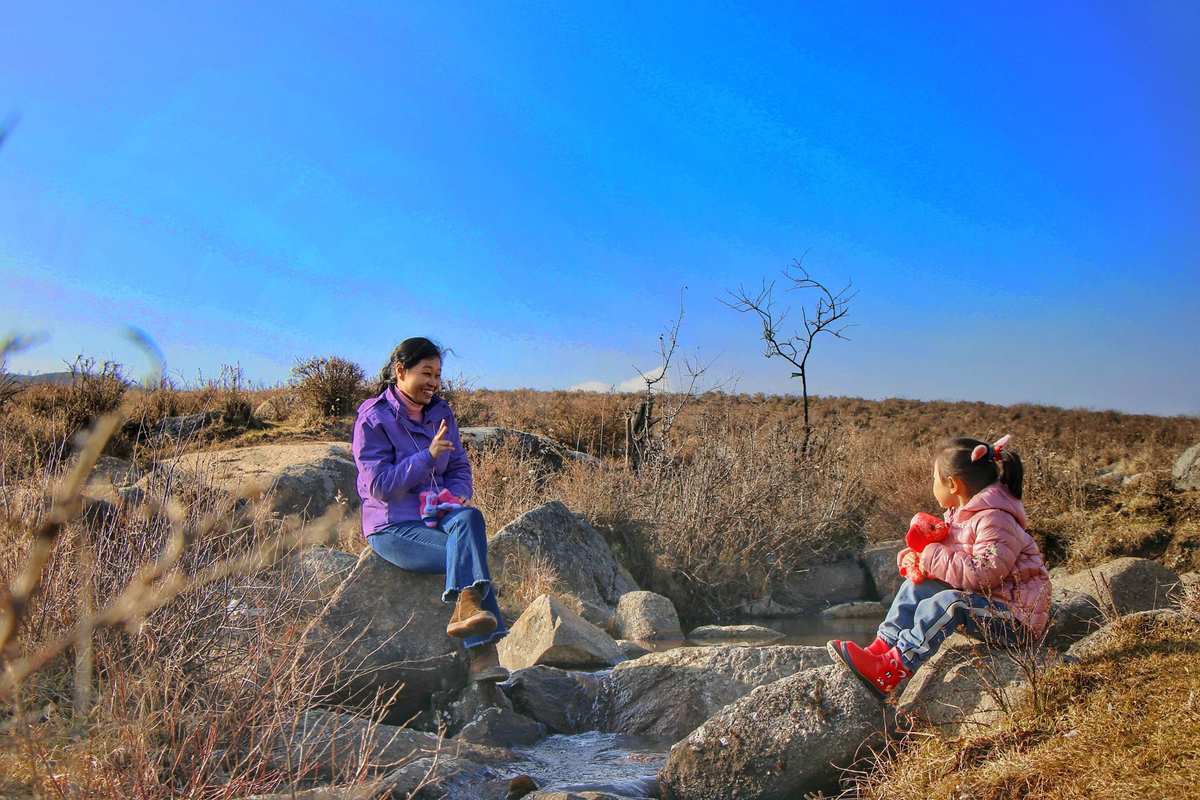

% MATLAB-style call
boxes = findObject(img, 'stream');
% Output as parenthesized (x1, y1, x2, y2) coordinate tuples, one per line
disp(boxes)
(495, 611, 886, 797)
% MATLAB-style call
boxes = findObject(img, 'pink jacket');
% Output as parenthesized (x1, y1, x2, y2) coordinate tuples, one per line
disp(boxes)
(898, 483, 1051, 634)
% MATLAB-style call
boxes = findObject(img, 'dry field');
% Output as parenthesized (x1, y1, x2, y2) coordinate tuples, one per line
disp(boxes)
(1, 359, 1197, 798)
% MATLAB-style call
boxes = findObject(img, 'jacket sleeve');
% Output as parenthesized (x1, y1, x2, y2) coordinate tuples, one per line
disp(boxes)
(441, 411, 473, 501)
(354, 414, 435, 501)
(919, 510, 1021, 592)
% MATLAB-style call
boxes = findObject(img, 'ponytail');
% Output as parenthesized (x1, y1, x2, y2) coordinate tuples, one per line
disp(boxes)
(371, 337, 446, 395)
(997, 447, 1024, 500)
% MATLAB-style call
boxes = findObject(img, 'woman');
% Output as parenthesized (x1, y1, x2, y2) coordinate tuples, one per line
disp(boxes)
(351, 337, 508, 682)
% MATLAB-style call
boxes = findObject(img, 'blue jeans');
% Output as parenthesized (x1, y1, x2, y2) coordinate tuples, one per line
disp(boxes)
(367, 507, 508, 650)
(878, 578, 1026, 670)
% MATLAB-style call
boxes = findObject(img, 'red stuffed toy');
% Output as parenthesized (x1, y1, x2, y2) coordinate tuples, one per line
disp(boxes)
(899, 512, 949, 583)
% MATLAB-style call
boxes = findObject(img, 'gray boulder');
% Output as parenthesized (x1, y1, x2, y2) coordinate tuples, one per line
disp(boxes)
(490, 501, 639, 626)
(659, 665, 888, 799)
(896, 633, 1052, 737)
(1173, 443, 1200, 491)
(1066, 608, 1187, 661)
(1045, 590, 1106, 648)
(686, 624, 783, 643)
(265, 709, 510, 783)
(612, 591, 683, 641)
(156, 411, 216, 440)
(298, 549, 467, 724)
(458, 706, 547, 747)
(498, 594, 625, 671)
(860, 540, 905, 603)
(1053, 557, 1180, 617)
(770, 558, 872, 615)
(821, 601, 886, 620)
(460, 426, 600, 472)
(599, 645, 827, 741)
(501, 665, 605, 734)
(168, 441, 358, 518)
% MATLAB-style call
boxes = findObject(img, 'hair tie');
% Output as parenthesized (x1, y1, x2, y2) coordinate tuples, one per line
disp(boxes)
(992, 434, 1012, 463)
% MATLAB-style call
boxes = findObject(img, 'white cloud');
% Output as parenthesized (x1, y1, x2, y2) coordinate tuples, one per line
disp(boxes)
(568, 380, 615, 393)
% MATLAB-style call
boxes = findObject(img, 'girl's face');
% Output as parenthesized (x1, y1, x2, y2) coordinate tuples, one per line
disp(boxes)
(395, 357, 441, 405)
(932, 461, 962, 509)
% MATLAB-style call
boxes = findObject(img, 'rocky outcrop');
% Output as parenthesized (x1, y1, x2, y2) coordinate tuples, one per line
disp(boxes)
(498, 594, 625, 671)
(895, 633, 1053, 737)
(659, 665, 888, 799)
(1173, 443, 1200, 491)
(298, 550, 467, 724)
(686, 624, 783, 643)
(168, 442, 358, 518)
(860, 540, 905, 603)
(612, 591, 683, 641)
(459, 427, 600, 472)
(490, 502, 638, 626)
(1053, 557, 1180, 617)
(501, 665, 605, 734)
(767, 558, 872, 615)
(599, 645, 827, 741)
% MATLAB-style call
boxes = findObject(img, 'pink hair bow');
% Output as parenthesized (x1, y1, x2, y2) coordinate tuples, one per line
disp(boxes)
(971, 434, 1011, 463)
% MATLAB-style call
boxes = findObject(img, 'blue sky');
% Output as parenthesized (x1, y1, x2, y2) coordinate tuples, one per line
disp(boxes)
(2, 3, 1197, 415)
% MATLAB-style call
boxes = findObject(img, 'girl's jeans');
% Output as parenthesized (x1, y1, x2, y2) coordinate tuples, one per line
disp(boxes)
(367, 507, 508, 650)
(878, 578, 1027, 670)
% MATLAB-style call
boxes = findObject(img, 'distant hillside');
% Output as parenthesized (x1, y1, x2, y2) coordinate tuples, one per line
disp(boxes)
(7, 371, 76, 385)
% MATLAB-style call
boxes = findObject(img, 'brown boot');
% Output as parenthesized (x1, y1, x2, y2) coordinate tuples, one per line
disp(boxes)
(468, 641, 509, 683)
(446, 587, 498, 639)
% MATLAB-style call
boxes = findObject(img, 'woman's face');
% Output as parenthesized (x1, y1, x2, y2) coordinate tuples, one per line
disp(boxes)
(395, 357, 441, 404)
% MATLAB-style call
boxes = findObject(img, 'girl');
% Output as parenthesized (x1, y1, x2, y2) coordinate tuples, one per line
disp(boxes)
(828, 435, 1051, 698)
(352, 337, 509, 682)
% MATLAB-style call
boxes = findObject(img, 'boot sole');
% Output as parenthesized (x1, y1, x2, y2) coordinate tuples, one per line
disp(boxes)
(827, 640, 888, 701)
(469, 666, 510, 683)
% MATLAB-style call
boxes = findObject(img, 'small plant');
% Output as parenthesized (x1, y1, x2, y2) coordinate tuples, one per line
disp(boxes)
(291, 356, 366, 418)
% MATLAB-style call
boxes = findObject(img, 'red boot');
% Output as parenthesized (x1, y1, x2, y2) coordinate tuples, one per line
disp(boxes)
(829, 641, 910, 699)
(866, 636, 890, 655)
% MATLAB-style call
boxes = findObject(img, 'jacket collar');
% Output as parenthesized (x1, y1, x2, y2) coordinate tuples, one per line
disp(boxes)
(381, 386, 447, 429)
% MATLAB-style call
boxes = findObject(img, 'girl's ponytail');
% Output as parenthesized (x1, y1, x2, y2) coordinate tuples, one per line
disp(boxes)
(998, 447, 1024, 500)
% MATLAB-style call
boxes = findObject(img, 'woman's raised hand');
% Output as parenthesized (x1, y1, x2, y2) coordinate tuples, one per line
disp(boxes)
(428, 419, 455, 459)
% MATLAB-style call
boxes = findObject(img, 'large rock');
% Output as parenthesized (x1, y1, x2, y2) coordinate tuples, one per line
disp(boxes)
(490, 501, 639, 626)
(460, 426, 600, 472)
(265, 709, 510, 783)
(770, 558, 872, 615)
(860, 540, 905, 603)
(686, 624, 783, 643)
(896, 633, 1052, 737)
(169, 442, 358, 518)
(1053, 557, 1180, 617)
(498, 594, 625, 671)
(1173, 443, 1200, 491)
(298, 550, 467, 724)
(1066, 608, 1187, 661)
(501, 665, 605, 734)
(612, 591, 683, 641)
(659, 665, 888, 799)
(458, 706, 547, 747)
(599, 645, 828, 741)
(1044, 590, 1106, 648)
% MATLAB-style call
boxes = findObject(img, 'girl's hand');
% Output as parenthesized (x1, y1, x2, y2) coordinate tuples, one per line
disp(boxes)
(900, 550, 925, 583)
(428, 419, 455, 459)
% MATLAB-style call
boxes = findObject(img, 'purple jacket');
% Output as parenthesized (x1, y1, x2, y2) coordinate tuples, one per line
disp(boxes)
(351, 387, 472, 535)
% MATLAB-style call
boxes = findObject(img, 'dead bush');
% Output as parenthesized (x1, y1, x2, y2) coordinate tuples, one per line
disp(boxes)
(291, 356, 366, 419)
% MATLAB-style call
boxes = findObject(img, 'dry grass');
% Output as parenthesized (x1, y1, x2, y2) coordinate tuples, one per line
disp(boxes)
(856, 612, 1200, 800)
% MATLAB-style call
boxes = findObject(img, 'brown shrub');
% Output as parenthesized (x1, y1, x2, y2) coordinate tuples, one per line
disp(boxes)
(291, 356, 366, 419)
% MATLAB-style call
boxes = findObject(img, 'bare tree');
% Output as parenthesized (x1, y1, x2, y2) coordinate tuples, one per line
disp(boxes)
(725, 261, 855, 452)
(625, 293, 710, 475)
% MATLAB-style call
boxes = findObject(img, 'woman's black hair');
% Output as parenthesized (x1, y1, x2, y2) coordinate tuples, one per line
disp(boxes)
(372, 337, 446, 395)
(935, 437, 1024, 499)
